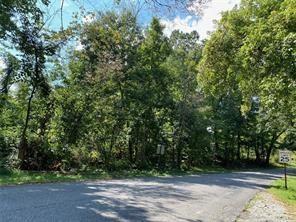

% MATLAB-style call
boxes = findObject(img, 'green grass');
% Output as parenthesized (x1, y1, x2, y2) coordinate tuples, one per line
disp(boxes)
(269, 176, 296, 211)
(0, 161, 283, 186)
(0, 166, 228, 186)
(269, 151, 296, 211)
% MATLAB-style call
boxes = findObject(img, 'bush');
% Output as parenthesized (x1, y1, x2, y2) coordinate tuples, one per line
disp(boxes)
(0, 136, 13, 169)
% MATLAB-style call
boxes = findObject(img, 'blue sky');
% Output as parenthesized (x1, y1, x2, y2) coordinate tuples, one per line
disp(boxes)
(41, 0, 154, 31)
(0, 0, 241, 69)
(42, 0, 240, 39)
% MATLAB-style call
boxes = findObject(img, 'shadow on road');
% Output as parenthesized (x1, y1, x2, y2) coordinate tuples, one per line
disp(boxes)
(73, 170, 282, 221)
(0, 169, 284, 222)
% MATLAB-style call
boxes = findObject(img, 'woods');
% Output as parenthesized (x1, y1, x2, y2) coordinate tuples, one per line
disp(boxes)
(0, 0, 295, 172)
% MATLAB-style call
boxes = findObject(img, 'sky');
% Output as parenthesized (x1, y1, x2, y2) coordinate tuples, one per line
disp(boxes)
(0, 0, 241, 69)
(161, 0, 240, 40)
(0, 59, 5, 69)
(44, 0, 241, 39)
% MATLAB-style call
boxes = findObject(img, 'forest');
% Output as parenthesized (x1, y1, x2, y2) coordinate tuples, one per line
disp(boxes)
(0, 0, 295, 172)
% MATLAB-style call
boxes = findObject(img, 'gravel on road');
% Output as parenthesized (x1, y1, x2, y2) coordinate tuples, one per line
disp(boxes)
(237, 192, 295, 222)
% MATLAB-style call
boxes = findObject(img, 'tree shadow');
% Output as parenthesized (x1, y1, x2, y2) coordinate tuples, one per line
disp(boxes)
(0, 169, 283, 222)
(142, 169, 283, 190)
(71, 169, 282, 221)
(76, 180, 199, 221)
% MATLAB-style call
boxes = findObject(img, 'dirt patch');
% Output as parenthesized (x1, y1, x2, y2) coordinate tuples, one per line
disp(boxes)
(237, 192, 295, 222)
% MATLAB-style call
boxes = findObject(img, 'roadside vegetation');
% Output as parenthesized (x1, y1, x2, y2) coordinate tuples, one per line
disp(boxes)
(0, 0, 295, 183)
(269, 176, 296, 210)
(0, 166, 230, 186)
(269, 152, 296, 211)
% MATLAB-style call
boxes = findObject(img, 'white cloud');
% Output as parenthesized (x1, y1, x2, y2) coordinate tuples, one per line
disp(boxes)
(161, 0, 240, 40)
(75, 14, 95, 50)
(0, 58, 6, 70)
(161, 16, 199, 37)
(62, 0, 70, 8)
(10, 83, 18, 93)
(82, 14, 95, 24)
(75, 41, 84, 51)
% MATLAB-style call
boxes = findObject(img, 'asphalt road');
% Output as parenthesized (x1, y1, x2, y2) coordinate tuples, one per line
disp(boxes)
(0, 170, 285, 222)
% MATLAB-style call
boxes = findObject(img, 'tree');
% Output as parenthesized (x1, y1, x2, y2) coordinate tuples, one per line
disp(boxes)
(125, 18, 172, 168)
(115, 0, 210, 15)
(53, 10, 142, 170)
(199, 0, 296, 165)
(0, 0, 50, 38)
(0, 0, 60, 169)
(165, 30, 206, 168)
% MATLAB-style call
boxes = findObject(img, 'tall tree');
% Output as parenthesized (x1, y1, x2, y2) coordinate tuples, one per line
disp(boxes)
(199, 0, 296, 165)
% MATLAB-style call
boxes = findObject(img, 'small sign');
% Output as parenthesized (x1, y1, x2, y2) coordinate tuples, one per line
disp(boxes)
(279, 150, 291, 163)
(157, 145, 165, 155)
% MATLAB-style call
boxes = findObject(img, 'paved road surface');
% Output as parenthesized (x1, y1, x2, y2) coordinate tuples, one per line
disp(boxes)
(0, 170, 285, 222)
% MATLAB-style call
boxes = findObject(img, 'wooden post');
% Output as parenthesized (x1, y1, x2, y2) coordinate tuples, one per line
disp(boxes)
(158, 154, 161, 169)
(284, 163, 287, 189)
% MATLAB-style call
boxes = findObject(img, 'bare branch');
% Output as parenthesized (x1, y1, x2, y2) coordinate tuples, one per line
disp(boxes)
(60, 0, 64, 31)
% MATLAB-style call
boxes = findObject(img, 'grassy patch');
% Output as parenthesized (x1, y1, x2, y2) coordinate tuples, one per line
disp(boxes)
(0, 166, 228, 186)
(268, 152, 296, 210)
(269, 175, 296, 211)
(0, 163, 279, 186)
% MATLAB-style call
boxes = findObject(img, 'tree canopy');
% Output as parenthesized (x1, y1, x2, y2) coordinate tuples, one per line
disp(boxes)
(0, 0, 295, 171)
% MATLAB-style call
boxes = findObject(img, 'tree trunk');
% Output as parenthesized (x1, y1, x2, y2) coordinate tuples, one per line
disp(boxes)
(224, 142, 229, 167)
(237, 131, 241, 161)
(254, 136, 261, 163)
(128, 137, 133, 164)
(172, 143, 176, 168)
(265, 131, 285, 166)
(176, 131, 183, 169)
(247, 144, 250, 160)
(265, 147, 272, 166)
(177, 144, 182, 169)
(213, 130, 219, 160)
(18, 86, 36, 169)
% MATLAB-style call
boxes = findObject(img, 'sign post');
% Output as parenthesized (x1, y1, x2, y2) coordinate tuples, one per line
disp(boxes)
(279, 149, 290, 189)
(157, 144, 165, 169)
(284, 163, 287, 189)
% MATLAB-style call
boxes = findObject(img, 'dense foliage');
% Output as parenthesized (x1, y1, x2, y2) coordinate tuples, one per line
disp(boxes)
(0, 0, 295, 171)
(199, 0, 296, 165)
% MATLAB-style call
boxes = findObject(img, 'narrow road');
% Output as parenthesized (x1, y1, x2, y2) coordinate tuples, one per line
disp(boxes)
(0, 170, 283, 222)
